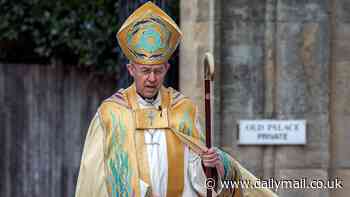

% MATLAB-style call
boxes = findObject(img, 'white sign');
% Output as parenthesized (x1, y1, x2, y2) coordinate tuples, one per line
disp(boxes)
(238, 120, 306, 145)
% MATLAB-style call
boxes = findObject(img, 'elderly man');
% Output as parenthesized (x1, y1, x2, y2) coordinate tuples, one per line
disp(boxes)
(75, 2, 277, 197)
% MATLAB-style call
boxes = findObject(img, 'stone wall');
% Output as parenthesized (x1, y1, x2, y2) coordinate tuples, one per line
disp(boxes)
(180, 0, 349, 196)
(330, 1, 350, 197)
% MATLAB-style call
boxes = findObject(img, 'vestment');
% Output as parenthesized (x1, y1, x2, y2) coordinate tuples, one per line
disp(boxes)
(75, 84, 278, 197)
(76, 84, 209, 196)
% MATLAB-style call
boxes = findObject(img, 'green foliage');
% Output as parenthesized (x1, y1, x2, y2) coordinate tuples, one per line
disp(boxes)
(0, 0, 179, 75)
(0, 0, 123, 74)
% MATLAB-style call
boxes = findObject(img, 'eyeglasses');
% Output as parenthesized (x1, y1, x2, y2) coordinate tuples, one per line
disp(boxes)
(134, 66, 167, 77)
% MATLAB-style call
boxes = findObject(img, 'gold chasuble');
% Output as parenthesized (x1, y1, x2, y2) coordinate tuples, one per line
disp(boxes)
(75, 84, 278, 197)
(76, 84, 203, 197)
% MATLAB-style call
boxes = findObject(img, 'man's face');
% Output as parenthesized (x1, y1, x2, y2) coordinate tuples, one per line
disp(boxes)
(127, 62, 169, 98)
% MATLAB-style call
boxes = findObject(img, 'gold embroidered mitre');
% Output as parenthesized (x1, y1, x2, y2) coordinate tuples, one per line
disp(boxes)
(117, 1, 182, 65)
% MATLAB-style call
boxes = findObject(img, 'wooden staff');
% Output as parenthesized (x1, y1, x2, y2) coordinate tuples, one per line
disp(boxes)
(203, 52, 215, 197)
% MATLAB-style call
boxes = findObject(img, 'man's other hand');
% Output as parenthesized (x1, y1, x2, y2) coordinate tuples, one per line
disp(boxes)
(201, 148, 224, 177)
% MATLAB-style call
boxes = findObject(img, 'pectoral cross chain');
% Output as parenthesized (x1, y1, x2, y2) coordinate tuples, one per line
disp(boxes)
(145, 111, 160, 145)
